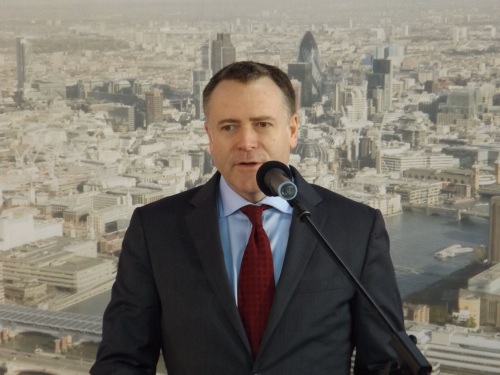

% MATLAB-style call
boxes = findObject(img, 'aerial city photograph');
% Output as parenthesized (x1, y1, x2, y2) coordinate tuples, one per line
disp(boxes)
(0, 0, 499, 373)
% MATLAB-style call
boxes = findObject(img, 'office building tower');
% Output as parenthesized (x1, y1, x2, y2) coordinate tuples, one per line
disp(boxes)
(439, 89, 476, 120)
(288, 63, 313, 107)
(290, 79, 301, 112)
(367, 59, 392, 112)
(495, 158, 500, 185)
(210, 33, 236, 74)
(333, 82, 346, 112)
(0, 262, 4, 302)
(145, 88, 163, 125)
(297, 31, 323, 104)
(335, 83, 368, 122)
(402, 24, 409, 37)
(108, 105, 135, 132)
(489, 196, 500, 264)
(418, 98, 440, 124)
(192, 69, 212, 119)
(374, 46, 386, 60)
(16, 37, 32, 91)
(424, 80, 439, 94)
(200, 41, 211, 71)
(449, 90, 476, 119)
(384, 44, 405, 66)
(321, 77, 335, 102)
(344, 86, 368, 122)
(373, 28, 386, 41)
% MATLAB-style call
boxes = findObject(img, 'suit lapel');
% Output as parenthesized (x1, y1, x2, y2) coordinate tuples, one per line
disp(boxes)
(258, 168, 323, 357)
(186, 173, 251, 352)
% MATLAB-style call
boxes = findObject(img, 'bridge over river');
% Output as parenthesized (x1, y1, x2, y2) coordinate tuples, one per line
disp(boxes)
(0, 303, 102, 336)
(421, 206, 489, 221)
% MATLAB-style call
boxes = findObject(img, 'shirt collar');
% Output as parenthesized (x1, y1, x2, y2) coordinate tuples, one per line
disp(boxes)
(218, 176, 293, 218)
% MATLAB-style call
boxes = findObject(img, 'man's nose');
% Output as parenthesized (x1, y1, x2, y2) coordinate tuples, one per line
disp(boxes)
(236, 126, 259, 149)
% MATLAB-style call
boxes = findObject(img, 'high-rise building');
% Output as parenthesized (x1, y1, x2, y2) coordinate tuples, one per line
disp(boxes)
(495, 158, 500, 185)
(334, 82, 368, 122)
(367, 59, 392, 112)
(108, 105, 135, 132)
(0, 262, 4, 303)
(332, 82, 346, 112)
(424, 80, 439, 94)
(200, 41, 211, 71)
(384, 44, 405, 66)
(343, 86, 367, 122)
(192, 69, 212, 119)
(290, 79, 302, 112)
(288, 63, 313, 107)
(418, 99, 438, 124)
(210, 33, 235, 74)
(402, 24, 409, 37)
(145, 88, 163, 126)
(16, 37, 32, 91)
(488, 196, 500, 264)
(297, 31, 323, 104)
(439, 89, 477, 120)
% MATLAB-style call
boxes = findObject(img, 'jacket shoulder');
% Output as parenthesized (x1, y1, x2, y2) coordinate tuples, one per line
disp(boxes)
(138, 186, 204, 214)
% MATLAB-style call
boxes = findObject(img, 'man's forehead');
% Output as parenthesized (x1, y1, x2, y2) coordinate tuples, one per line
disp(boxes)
(213, 76, 275, 90)
(207, 77, 288, 110)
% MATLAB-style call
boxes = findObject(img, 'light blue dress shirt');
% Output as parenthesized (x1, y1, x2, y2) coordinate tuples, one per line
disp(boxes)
(217, 177, 293, 304)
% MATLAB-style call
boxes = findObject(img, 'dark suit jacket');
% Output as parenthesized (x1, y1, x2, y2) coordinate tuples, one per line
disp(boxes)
(91, 167, 404, 375)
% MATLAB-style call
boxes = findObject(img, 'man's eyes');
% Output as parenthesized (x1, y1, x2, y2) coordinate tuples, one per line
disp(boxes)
(256, 122, 272, 128)
(220, 124, 235, 131)
(219, 122, 272, 131)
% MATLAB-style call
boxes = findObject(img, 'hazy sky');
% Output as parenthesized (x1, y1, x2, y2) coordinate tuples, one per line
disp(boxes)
(1, 0, 499, 26)
(2, 0, 499, 12)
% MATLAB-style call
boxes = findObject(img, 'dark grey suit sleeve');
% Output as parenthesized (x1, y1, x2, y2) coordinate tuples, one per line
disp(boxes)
(90, 208, 162, 375)
(352, 210, 405, 374)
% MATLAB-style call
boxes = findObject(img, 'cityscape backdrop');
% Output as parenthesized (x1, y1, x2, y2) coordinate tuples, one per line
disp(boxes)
(1, 0, 500, 374)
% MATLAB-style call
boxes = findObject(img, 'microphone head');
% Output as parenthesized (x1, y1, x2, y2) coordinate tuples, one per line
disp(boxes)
(256, 161, 293, 197)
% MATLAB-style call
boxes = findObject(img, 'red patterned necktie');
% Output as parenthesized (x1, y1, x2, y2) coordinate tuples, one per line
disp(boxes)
(238, 204, 275, 359)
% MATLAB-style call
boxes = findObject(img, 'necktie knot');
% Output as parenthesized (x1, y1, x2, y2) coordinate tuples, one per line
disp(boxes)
(240, 204, 270, 227)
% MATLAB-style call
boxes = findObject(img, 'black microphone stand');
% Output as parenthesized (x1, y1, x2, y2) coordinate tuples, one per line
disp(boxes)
(289, 198, 432, 375)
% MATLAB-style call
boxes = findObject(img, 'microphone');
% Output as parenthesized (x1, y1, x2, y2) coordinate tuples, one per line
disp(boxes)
(257, 161, 298, 201)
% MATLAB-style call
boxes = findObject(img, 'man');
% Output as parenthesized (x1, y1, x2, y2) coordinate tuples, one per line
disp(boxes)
(91, 61, 404, 374)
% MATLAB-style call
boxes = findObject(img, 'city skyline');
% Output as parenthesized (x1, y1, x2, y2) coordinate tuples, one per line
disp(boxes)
(1, 0, 500, 373)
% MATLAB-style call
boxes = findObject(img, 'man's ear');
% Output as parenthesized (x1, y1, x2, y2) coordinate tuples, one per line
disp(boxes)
(289, 113, 299, 148)
(204, 122, 213, 143)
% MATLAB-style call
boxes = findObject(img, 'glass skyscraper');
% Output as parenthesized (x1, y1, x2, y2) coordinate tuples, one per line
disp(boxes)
(16, 37, 31, 91)
(297, 31, 323, 104)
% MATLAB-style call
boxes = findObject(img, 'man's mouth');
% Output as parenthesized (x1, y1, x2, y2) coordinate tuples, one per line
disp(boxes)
(235, 162, 262, 169)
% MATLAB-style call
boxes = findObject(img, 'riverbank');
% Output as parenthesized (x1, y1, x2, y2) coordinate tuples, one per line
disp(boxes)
(403, 261, 487, 310)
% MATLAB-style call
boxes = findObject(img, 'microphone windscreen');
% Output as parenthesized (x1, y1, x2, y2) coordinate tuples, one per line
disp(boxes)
(256, 161, 292, 196)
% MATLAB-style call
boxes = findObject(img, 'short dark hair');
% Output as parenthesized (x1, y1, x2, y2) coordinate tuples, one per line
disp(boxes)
(202, 61, 297, 118)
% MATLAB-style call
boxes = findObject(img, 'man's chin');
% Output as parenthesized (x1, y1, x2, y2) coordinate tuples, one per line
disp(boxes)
(230, 182, 264, 202)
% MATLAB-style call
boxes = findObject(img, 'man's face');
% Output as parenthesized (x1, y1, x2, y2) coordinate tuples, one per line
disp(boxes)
(204, 77, 299, 203)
